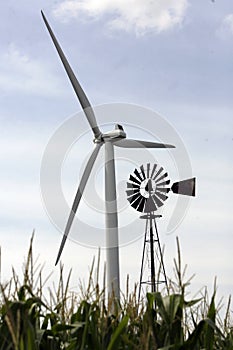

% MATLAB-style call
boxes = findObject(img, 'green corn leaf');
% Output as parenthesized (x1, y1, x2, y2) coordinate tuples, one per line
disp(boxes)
(51, 323, 75, 333)
(204, 289, 216, 350)
(107, 315, 129, 350)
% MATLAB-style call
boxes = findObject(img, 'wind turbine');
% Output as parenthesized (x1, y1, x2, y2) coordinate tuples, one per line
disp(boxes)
(41, 11, 175, 299)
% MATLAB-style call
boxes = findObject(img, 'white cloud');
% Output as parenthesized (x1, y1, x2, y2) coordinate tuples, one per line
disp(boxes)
(53, 0, 188, 35)
(0, 44, 64, 96)
(223, 13, 233, 34)
(217, 13, 233, 39)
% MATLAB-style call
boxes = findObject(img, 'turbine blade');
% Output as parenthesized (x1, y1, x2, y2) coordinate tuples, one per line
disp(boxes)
(41, 11, 101, 139)
(113, 139, 175, 148)
(55, 143, 102, 265)
(171, 178, 196, 197)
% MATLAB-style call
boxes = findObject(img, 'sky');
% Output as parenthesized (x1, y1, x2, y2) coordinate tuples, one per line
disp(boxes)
(0, 0, 232, 304)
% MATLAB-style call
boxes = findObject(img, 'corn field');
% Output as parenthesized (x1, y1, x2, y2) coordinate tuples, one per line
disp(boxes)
(0, 234, 232, 349)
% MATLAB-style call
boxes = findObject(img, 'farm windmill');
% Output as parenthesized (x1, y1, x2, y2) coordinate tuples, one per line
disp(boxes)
(41, 12, 175, 299)
(126, 163, 195, 298)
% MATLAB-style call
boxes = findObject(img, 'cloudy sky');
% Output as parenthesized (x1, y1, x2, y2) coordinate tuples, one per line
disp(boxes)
(0, 0, 232, 301)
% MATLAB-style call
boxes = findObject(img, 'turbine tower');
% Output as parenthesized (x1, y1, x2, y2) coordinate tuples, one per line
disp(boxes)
(41, 12, 175, 299)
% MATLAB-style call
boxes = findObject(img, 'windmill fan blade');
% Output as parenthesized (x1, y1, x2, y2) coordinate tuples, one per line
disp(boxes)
(126, 189, 139, 197)
(156, 187, 170, 193)
(41, 11, 101, 139)
(137, 197, 146, 212)
(127, 192, 141, 205)
(171, 178, 196, 197)
(155, 191, 168, 202)
(127, 182, 140, 190)
(131, 195, 144, 210)
(152, 194, 164, 208)
(134, 168, 143, 181)
(114, 139, 175, 148)
(156, 179, 170, 187)
(140, 165, 146, 180)
(155, 172, 168, 184)
(153, 166, 164, 180)
(129, 174, 141, 185)
(150, 164, 157, 179)
(55, 143, 102, 265)
(146, 163, 150, 178)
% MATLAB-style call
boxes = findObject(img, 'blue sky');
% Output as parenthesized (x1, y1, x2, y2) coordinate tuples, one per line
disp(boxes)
(0, 0, 232, 300)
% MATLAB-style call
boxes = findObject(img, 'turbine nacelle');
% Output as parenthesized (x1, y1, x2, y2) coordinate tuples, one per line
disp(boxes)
(101, 124, 126, 142)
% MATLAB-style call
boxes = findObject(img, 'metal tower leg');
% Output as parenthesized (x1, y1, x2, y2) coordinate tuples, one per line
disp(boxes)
(139, 218, 149, 301)
(149, 216, 156, 293)
(153, 218, 168, 293)
(139, 213, 168, 300)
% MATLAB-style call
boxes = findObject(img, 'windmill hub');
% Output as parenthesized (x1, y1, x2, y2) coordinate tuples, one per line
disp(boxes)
(140, 178, 162, 198)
